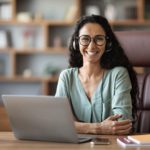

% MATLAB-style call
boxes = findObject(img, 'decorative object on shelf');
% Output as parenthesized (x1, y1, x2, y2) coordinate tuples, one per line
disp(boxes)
(53, 36, 62, 48)
(0, 2, 12, 20)
(17, 12, 32, 22)
(22, 27, 35, 49)
(34, 12, 43, 21)
(23, 68, 32, 78)
(85, 5, 100, 16)
(44, 65, 60, 77)
(65, 5, 78, 21)
(104, 4, 116, 20)
(0, 30, 8, 48)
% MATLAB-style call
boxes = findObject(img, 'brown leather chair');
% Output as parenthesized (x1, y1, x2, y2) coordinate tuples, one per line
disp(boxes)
(116, 31, 150, 133)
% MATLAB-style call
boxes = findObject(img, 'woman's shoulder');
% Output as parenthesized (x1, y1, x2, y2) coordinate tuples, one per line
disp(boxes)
(104, 67, 131, 86)
(106, 66, 129, 78)
(111, 66, 128, 73)
(59, 67, 78, 79)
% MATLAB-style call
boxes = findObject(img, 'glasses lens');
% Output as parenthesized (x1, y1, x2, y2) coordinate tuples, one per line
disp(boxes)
(79, 35, 90, 46)
(95, 35, 106, 46)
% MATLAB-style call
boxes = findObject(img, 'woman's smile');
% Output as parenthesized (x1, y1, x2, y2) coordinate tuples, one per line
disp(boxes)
(85, 50, 98, 56)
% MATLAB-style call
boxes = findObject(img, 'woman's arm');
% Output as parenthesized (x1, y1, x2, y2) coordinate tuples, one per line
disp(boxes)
(75, 114, 132, 135)
(111, 67, 133, 121)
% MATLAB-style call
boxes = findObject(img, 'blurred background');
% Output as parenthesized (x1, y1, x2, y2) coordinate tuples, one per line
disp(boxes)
(0, 0, 150, 102)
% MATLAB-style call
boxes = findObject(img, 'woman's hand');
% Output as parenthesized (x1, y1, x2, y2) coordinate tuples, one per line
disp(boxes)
(98, 114, 132, 135)
(75, 114, 132, 135)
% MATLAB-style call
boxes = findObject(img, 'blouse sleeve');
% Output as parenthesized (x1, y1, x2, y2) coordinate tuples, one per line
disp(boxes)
(111, 67, 133, 120)
(55, 71, 69, 97)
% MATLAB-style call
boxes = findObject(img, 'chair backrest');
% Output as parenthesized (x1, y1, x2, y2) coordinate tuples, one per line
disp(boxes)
(115, 31, 150, 133)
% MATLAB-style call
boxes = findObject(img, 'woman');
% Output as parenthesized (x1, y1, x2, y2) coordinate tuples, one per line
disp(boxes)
(55, 15, 139, 135)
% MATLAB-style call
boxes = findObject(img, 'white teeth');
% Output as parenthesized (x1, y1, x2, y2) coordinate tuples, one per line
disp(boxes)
(86, 51, 97, 56)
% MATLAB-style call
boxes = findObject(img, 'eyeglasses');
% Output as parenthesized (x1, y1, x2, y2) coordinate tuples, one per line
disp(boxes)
(78, 35, 107, 46)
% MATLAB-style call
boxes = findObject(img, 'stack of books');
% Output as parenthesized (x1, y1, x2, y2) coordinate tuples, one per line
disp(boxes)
(117, 134, 150, 148)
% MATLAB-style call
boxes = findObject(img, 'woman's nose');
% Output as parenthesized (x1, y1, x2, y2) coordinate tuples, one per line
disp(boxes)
(88, 39, 96, 48)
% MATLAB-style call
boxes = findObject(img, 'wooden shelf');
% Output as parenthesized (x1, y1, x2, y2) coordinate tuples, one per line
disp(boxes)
(0, 76, 58, 82)
(0, 19, 77, 26)
(0, 19, 45, 25)
(110, 20, 150, 26)
(45, 20, 75, 26)
(0, 47, 68, 53)
(0, 49, 12, 53)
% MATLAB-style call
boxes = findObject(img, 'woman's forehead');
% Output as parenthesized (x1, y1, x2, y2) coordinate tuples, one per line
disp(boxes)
(79, 23, 105, 36)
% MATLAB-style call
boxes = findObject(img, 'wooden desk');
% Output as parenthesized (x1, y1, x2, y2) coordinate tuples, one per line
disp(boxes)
(0, 132, 149, 150)
(0, 106, 11, 131)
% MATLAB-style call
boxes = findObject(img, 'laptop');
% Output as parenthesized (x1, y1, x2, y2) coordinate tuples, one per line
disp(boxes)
(2, 95, 93, 143)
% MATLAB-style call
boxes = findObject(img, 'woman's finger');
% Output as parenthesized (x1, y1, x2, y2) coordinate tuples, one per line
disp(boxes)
(107, 114, 122, 121)
(115, 119, 132, 126)
(115, 127, 132, 135)
(113, 122, 132, 131)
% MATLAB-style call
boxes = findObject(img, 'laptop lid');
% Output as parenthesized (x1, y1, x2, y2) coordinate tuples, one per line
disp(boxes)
(2, 95, 91, 143)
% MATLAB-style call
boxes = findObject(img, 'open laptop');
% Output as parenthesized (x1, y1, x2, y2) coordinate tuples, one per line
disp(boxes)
(2, 95, 93, 143)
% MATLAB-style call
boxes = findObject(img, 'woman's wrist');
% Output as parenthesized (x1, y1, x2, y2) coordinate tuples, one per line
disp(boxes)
(76, 122, 92, 134)
(75, 121, 102, 134)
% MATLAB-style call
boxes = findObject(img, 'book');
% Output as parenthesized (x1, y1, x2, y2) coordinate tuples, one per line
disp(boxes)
(0, 30, 8, 48)
(117, 137, 150, 148)
(0, 3, 12, 20)
(117, 137, 140, 147)
(128, 134, 150, 145)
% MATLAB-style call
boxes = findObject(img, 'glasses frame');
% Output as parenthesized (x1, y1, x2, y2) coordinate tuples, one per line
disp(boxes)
(77, 35, 108, 46)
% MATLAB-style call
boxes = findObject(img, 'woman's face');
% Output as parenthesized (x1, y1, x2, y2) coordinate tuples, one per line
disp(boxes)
(79, 23, 106, 64)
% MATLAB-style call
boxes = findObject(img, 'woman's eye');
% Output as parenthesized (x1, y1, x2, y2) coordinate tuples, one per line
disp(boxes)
(96, 37, 104, 41)
(81, 38, 89, 42)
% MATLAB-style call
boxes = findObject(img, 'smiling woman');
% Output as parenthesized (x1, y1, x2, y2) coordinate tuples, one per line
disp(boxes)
(78, 23, 106, 64)
(55, 15, 139, 135)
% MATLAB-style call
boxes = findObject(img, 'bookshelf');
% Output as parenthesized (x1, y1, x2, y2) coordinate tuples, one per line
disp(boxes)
(0, 0, 150, 100)
(0, 0, 79, 99)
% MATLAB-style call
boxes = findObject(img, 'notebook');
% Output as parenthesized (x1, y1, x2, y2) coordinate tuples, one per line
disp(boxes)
(117, 137, 150, 148)
(2, 95, 92, 143)
(128, 134, 150, 145)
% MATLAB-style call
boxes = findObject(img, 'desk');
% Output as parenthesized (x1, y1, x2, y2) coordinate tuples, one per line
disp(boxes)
(0, 107, 11, 131)
(0, 132, 149, 150)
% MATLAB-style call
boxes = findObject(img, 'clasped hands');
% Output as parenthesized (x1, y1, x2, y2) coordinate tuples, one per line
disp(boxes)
(92, 114, 132, 135)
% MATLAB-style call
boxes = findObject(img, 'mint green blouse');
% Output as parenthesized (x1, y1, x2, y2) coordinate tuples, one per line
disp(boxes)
(55, 67, 132, 123)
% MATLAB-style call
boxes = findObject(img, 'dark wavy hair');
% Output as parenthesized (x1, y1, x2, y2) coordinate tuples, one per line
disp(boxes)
(68, 15, 139, 127)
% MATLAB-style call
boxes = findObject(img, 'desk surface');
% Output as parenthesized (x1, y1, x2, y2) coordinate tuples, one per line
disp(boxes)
(0, 132, 149, 150)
